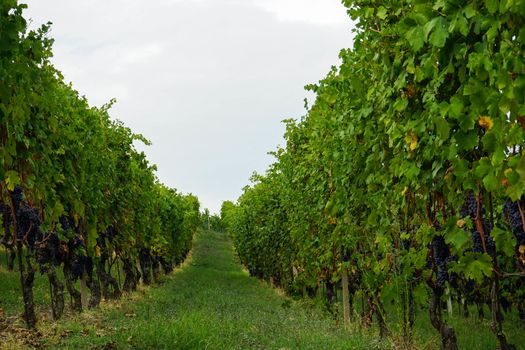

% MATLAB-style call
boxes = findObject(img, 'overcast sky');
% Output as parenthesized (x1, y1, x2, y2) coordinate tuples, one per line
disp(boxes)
(24, 0, 354, 214)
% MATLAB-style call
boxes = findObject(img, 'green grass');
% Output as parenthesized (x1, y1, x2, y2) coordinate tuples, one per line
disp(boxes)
(2, 232, 524, 349)
(37, 230, 376, 349)
(0, 250, 50, 318)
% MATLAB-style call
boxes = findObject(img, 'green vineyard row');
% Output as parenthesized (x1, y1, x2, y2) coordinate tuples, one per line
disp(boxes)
(0, 1, 201, 329)
(225, 1, 525, 349)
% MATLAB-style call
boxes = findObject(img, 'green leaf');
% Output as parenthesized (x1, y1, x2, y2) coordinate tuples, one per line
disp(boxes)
(405, 26, 425, 52)
(515, 156, 525, 183)
(445, 227, 470, 252)
(429, 18, 449, 47)
(377, 6, 387, 20)
(485, 0, 498, 14)
(491, 227, 516, 256)
(491, 147, 505, 166)
(423, 18, 438, 40)
(483, 172, 499, 192)
(499, 97, 511, 114)
(449, 96, 464, 118)
(394, 98, 409, 112)
(464, 5, 477, 19)
(453, 159, 469, 180)
(474, 158, 491, 178)
(5, 170, 20, 191)
(456, 131, 478, 150)
(435, 116, 450, 139)
(380, 282, 397, 304)
(482, 132, 497, 152)
(451, 252, 493, 283)
(459, 114, 475, 131)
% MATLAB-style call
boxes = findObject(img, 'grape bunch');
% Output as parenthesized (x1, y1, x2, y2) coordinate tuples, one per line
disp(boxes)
(471, 231, 483, 253)
(469, 220, 496, 256)
(59, 215, 71, 232)
(503, 198, 525, 245)
(10, 185, 24, 208)
(431, 235, 450, 288)
(37, 232, 63, 268)
(460, 192, 484, 218)
(16, 206, 43, 247)
(8, 186, 43, 247)
(139, 247, 151, 264)
(341, 246, 350, 262)
(66, 236, 88, 280)
(503, 199, 523, 230)
(400, 228, 413, 251)
(68, 255, 91, 281)
(105, 226, 117, 243)
(71, 258, 83, 280)
(37, 233, 61, 270)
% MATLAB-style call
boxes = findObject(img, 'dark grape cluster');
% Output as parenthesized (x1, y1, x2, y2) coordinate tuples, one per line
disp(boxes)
(503, 199, 522, 230)
(37, 232, 63, 270)
(8, 186, 43, 247)
(66, 236, 88, 280)
(341, 246, 350, 262)
(448, 272, 458, 288)
(71, 256, 89, 280)
(16, 206, 43, 247)
(10, 185, 24, 208)
(59, 215, 72, 232)
(105, 226, 117, 243)
(503, 198, 525, 245)
(139, 247, 151, 264)
(470, 220, 496, 256)
(471, 231, 483, 253)
(400, 228, 413, 250)
(71, 258, 83, 280)
(460, 192, 483, 218)
(431, 235, 450, 288)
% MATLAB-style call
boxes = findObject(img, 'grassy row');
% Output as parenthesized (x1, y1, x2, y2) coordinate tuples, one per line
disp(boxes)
(1, 232, 378, 349)
(2, 232, 522, 349)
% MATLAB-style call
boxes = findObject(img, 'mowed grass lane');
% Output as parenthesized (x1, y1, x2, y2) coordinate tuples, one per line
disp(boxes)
(46, 230, 376, 349)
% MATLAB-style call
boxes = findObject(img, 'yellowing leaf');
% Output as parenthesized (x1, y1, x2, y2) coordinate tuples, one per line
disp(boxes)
(479, 116, 494, 130)
(406, 132, 418, 151)
(457, 219, 466, 228)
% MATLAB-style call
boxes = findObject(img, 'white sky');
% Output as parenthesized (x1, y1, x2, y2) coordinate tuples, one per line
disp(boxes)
(24, 0, 354, 213)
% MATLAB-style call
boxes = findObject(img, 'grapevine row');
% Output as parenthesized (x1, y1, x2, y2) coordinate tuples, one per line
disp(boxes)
(0, 1, 201, 329)
(224, 1, 525, 349)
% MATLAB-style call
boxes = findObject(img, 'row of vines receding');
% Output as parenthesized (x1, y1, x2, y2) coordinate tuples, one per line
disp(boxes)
(0, 0, 201, 329)
(225, 1, 525, 349)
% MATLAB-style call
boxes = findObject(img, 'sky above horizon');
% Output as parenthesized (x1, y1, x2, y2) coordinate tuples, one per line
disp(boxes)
(24, 0, 355, 214)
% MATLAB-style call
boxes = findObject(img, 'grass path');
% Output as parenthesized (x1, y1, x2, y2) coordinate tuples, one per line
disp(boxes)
(44, 230, 377, 349)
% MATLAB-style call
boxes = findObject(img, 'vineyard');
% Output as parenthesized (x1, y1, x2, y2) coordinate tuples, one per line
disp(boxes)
(225, 0, 525, 349)
(2, 0, 525, 349)
(0, 0, 201, 337)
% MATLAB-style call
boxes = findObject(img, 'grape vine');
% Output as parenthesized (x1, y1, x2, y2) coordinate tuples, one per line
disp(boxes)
(0, 0, 201, 329)
(226, 1, 525, 349)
